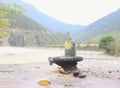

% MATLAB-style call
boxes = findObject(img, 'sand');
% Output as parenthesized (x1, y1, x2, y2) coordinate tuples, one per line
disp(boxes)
(0, 47, 120, 88)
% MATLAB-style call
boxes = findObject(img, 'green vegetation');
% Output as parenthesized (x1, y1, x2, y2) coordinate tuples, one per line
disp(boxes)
(107, 42, 120, 56)
(99, 35, 120, 56)
(7, 14, 46, 31)
(0, 2, 25, 35)
(8, 33, 25, 46)
(0, 12, 65, 46)
(99, 35, 114, 54)
(7, 31, 65, 47)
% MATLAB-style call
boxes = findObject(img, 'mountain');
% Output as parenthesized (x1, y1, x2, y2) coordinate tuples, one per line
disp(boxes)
(74, 9, 120, 43)
(1, 14, 65, 46)
(2, 0, 84, 34)
(8, 14, 46, 31)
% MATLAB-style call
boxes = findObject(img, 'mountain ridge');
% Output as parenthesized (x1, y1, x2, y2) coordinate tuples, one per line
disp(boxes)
(1, 13, 65, 46)
(74, 9, 120, 43)
(2, 0, 84, 34)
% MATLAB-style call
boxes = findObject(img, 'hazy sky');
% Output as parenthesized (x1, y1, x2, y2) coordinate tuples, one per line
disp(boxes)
(22, 0, 120, 25)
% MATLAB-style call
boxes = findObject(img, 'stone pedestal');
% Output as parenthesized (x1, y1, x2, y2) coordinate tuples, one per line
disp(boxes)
(48, 56, 83, 73)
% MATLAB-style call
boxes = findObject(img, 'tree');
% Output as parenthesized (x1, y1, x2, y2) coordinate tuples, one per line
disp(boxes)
(0, 2, 25, 36)
(99, 35, 114, 54)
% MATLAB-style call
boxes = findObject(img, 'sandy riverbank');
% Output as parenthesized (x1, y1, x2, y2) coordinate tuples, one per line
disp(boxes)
(0, 47, 120, 88)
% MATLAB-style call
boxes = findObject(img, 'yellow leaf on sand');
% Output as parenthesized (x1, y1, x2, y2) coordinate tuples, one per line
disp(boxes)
(38, 80, 51, 86)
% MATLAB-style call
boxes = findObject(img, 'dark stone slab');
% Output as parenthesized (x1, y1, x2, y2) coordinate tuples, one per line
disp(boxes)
(48, 56, 83, 72)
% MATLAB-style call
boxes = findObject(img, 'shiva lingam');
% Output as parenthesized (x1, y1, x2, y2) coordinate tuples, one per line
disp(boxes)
(48, 44, 83, 74)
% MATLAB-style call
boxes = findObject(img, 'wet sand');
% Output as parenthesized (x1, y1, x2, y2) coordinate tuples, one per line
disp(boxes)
(0, 47, 120, 88)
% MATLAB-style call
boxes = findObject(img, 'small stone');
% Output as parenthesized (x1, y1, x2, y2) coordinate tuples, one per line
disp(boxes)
(117, 70, 119, 72)
(88, 69, 91, 71)
(73, 71, 79, 77)
(79, 74, 86, 78)
(64, 84, 73, 87)
(108, 71, 112, 73)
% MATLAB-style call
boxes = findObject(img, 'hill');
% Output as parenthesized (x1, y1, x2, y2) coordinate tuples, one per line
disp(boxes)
(2, 0, 84, 34)
(8, 14, 46, 31)
(74, 9, 120, 43)
(0, 13, 65, 46)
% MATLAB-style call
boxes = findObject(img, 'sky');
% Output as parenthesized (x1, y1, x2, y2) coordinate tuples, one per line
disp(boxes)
(22, 0, 120, 25)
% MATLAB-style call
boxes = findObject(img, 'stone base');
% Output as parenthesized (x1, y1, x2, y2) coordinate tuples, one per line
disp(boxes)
(48, 56, 83, 72)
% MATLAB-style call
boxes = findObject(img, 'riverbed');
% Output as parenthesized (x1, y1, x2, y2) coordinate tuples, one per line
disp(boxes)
(0, 47, 120, 88)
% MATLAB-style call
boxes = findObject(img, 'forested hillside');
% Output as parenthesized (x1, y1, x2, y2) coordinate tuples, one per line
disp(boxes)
(74, 9, 120, 43)
(0, 14, 65, 46)
(8, 14, 46, 31)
